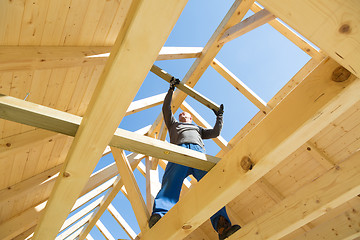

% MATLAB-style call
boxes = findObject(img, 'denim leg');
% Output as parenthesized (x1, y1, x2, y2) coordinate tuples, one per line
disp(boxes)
(191, 147, 231, 231)
(152, 162, 189, 217)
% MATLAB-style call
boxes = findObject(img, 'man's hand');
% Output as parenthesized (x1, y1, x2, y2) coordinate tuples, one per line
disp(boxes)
(213, 104, 224, 116)
(169, 77, 180, 90)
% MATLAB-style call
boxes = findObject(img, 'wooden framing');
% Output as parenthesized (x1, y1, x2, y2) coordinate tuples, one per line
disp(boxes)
(230, 151, 360, 239)
(257, 0, 360, 78)
(0, 0, 359, 239)
(141, 59, 360, 239)
(0, 95, 220, 171)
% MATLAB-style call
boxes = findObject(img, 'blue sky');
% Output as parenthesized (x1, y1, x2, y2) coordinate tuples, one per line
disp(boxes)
(75, 1, 311, 239)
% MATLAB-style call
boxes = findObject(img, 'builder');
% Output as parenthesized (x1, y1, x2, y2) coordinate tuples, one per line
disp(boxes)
(148, 78, 241, 239)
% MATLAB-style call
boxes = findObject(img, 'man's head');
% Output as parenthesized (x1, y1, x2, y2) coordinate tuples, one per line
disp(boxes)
(179, 111, 192, 123)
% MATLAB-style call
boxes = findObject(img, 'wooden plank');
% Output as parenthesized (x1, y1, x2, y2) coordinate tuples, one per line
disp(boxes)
(29, 1, 192, 230)
(0, 174, 116, 240)
(78, 153, 144, 240)
(145, 157, 160, 212)
(294, 210, 360, 240)
(0, 0, 25, 45)
(304, 141, 335, 170)
(180, 101, 228, 151)
(96, 220, 116, 240)
(231, 151, 360, 240)
(126, 92, 166, 116)
(257, 0, 360, 78)
(59, 197, 104, 234)
(210, 59, 271, 113)
(150, 65, 220, 112)
(219, 9, 275, 44)
(0, 95, 220, 171)
(250, 2, 324, 62)
(56, 213, 94, 240)
(112, 149, 149, 232)
(147, 0, 255, 135)
(108, 203, 137, 240)
(140, 59, 360, 239)
(0, 46, 202, 72)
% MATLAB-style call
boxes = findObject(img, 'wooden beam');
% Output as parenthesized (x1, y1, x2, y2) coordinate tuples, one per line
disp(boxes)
(34, 0, 189, 234)
(147, 0, 255, 136)
(0, 95, 219, 171)
(78, 153, 144, 240)
(257, 0, 360, 78)
(150, 121, 167, 169)
(157, 47, 203, 61)
(210, 58, 271, 113)
(56, 213, 94, 240)
(140, 58, 360, 239)
(304, 141, 335, 170)
(219, 9, 275, 44)
(108, 203, 137, 240)
(230, 151, 360, 239)
(293, 201, 360, 240)
(59, 196, 104, 234)
(112, 149, 149, 233)
(145, 157, 161, 212)
(0, 175, 116, 240)
(250, 3, 324, 62)
(96, 220, 116, 240)
(126, 93, 166, 116)
(150, 65, 220, 111)
(0, 46, 202, 71)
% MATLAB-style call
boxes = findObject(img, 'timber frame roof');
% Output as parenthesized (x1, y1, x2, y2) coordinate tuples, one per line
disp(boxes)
(0, 0, 359, 239)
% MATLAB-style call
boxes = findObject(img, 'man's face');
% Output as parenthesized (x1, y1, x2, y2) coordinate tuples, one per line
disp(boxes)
(179, 112, 192, 123)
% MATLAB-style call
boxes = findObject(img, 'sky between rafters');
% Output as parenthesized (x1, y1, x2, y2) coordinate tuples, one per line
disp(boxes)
(86, 1, 311, 239)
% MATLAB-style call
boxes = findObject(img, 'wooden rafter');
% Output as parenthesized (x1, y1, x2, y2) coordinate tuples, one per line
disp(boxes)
(141, 59, 360, 239)
(108, 203, 137, 240)
(147, 0, 255, 136)
(210, 58, 271, 113)
(230, 151, 360, 239)
(219, 8, 275, 44)
(257, 0, 360, 78)
(96, 220, 116, 240)
(0, 95, 219, 171)
(112, 149, 149, 233)
(249, 2, 324, 62)
(78, 153, 145, 240)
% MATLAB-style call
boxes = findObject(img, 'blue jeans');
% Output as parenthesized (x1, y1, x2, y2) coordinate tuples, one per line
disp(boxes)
(152, 143, 231, 231)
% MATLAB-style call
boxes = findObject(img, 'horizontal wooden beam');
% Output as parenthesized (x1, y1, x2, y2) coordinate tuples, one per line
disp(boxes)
(257, 0, 360, 78)
(0, 46, 202, 71)
(231, 151, 360, 239)
(150, 65, 220, 112)
(141, 58, 360, 239)
(219, 8, 275, 44)
(126, 92, 166, 116)
(95, 220, 116, 240)
(0, 95, 219, 171)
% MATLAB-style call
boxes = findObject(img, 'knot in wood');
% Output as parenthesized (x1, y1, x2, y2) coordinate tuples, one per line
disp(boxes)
(331, 66, 351, 82)
(63, 171, 71, 178)
(240, 156, 254, 171)
(339, 24, 351, 34)
(182, 224, 192, 230)
(6, 143, 11, 147)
